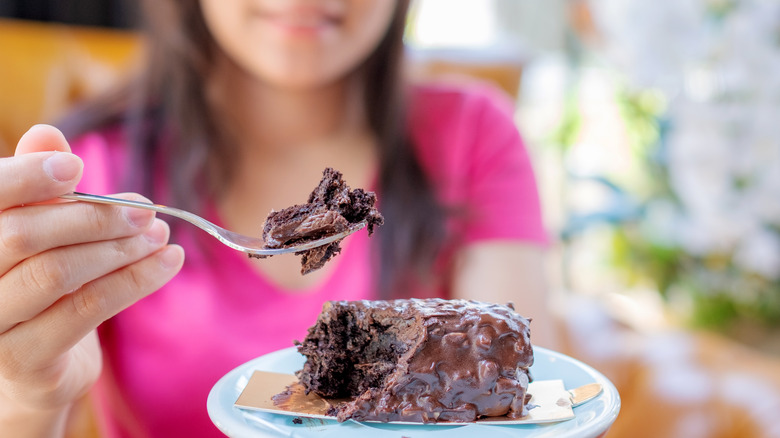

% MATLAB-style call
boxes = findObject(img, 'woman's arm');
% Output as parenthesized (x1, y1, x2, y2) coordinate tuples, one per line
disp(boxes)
(450, 241, 559, 349)
(0, 401, 70, 438)
(0, 125, 185, 437)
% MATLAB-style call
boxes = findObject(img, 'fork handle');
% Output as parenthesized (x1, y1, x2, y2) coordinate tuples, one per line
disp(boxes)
(58, 192, 209, 229)
(58, 191, 264, 252)
(59, 192, 173, 215)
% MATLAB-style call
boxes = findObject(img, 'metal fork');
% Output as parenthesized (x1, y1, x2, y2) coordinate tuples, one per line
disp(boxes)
(59, 192, 365, 256)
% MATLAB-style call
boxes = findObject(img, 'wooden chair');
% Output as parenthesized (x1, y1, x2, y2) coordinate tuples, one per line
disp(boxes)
(0, 18, 140, 156)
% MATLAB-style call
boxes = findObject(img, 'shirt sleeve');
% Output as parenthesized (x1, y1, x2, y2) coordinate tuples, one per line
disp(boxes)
(410, 83, 548, 247)
(460, 86, 548, 245)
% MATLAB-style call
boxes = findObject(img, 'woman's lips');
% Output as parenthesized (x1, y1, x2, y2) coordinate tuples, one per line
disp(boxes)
(256, 8, 341, 36)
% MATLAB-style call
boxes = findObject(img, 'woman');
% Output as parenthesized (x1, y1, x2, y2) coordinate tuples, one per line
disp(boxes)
(0, 1, 552, 436)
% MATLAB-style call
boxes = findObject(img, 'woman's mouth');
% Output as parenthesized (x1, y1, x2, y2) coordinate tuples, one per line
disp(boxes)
(256, 7, 341, 36)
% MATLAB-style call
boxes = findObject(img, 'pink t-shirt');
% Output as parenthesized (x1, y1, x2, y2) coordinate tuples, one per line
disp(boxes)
(71, 83, 547, 437)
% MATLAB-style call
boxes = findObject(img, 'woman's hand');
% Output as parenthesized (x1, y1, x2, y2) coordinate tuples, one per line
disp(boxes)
(0, 125, 185, 436)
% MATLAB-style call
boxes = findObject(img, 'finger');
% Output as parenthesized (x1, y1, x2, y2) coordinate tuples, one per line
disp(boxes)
(4, 244, 185, 370)
(0, 219, 171, 333)
(0, 151, 83, 210)
(0, 194, 157, 274)
(7, 124, 79, 205)
(15, 125, 71, 155)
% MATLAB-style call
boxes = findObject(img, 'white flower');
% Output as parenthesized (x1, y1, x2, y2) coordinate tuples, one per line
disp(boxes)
(674, 211, 759, 256)
(588, 0, 710, 92)
(733, 227, 780, 280)
(665, 102, 734, 218)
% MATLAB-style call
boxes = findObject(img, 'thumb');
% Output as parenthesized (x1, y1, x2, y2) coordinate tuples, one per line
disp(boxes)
(1, 125, 82, 208)
(15, 124, 72, 156)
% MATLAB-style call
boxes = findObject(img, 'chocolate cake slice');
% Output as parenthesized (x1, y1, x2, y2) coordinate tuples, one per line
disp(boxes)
(253, 168, 383, 274)
(286, 299, 534, 423)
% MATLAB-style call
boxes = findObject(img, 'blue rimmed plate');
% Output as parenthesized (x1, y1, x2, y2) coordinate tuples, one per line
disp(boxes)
(207, 346, 620, 438)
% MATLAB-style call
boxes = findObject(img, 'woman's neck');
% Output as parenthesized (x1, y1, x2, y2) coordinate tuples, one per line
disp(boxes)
(205, 54, 379, 290)
(209, 53, 367, 153)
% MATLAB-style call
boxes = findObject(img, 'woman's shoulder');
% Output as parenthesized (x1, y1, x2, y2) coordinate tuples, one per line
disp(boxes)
(408, 79, 517, 128)
(407, 80, 520, 152)
(407, 80, 523, 167)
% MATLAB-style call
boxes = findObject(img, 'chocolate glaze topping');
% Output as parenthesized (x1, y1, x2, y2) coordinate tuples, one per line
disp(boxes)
(263, 207, 349, 248)
(255, 168, 383, 274)
(292, 298, 534, 423)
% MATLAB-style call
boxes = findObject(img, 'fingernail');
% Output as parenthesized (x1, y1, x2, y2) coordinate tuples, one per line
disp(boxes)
(159, 245, 183, 269)
(143, 220, 168, 244)
(43, 152, 83, 182)
(124, 207, 155, 228)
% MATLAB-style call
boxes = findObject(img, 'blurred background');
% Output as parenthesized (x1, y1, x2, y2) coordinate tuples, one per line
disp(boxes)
(2, 1, 779, 437)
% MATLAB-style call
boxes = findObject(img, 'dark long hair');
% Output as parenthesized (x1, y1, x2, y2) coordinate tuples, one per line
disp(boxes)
(60, 0, 447, 298)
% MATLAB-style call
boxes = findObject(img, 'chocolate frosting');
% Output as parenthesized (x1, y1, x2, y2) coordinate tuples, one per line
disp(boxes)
(294, 299, 534, 423)
(263, 207, 349, 248)
(256, 168, 383, 274)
